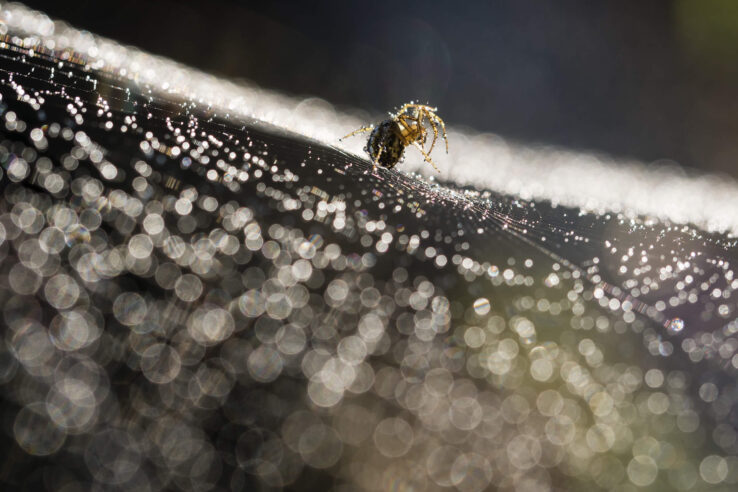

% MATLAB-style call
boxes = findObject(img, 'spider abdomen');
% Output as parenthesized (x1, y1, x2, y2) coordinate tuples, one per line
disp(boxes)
(366, 120, 405, 168)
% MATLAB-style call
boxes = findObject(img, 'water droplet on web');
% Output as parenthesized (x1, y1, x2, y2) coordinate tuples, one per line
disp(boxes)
(666, 317, 685, 335)
(473, 297, 491, 315)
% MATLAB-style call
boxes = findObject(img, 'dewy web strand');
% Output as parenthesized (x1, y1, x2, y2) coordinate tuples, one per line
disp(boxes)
(2, 3, 738, 235)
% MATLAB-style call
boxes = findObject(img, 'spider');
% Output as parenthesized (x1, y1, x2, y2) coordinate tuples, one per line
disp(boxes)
(341, 103, 448, 172)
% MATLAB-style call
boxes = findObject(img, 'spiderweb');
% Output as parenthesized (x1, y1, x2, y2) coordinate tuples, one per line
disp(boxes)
(0, 4, 737, 490)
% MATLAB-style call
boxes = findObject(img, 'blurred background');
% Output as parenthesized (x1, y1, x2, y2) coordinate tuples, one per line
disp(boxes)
(24, 0, 738, 178)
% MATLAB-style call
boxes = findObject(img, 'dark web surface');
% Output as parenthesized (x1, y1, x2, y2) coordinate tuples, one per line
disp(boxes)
(0, 21, 737, 492)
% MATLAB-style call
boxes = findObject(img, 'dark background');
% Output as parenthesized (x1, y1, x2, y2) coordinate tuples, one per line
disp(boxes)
(23, 0, 738, 178)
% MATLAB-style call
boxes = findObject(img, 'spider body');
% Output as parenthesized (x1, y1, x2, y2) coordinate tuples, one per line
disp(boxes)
(366, 119, 405, 169)
(342, 103, 448, 172)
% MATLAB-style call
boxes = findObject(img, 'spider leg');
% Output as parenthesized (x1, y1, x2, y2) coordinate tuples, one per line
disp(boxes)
(411, 141, 441, 173)
(429, 113, 449, 153)
(396, 114, 424, 148)
(399, 111, 436, 153)
(397, 105, 444, 154)
(396, 114, 414, 133)
(340, 125, 374, 141)
(423, 110, 440, 155)
(415, 110, 430, 149)
(396, 103, 413, 116)
(371, 144, 384, 173)
(397, 103, 435, 116)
